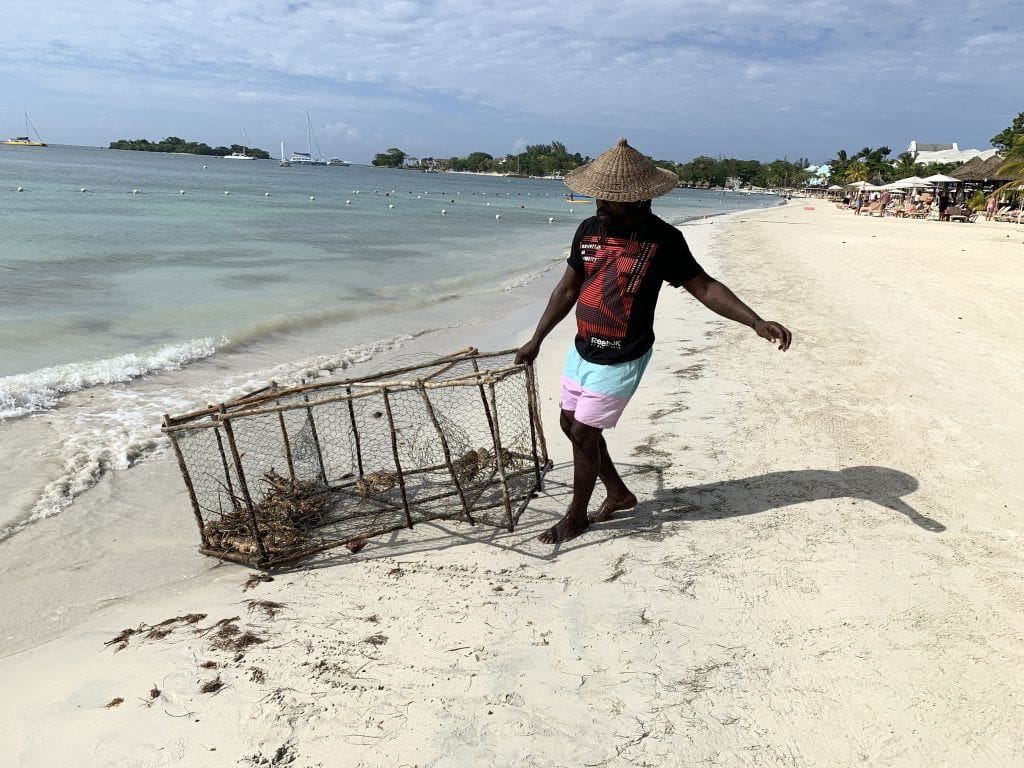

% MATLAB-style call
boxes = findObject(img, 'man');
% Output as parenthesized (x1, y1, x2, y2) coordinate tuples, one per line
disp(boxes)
(515, 138, 791, 544)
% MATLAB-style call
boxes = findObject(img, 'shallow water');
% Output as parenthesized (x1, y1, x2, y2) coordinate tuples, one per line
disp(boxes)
(0, 143, 779, 535)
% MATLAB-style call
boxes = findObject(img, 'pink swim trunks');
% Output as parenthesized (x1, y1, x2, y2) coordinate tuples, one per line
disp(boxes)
(560, 346, 652, 429)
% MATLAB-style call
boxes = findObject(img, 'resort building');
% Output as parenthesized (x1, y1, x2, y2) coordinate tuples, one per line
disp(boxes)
(906, 141, 998, 165)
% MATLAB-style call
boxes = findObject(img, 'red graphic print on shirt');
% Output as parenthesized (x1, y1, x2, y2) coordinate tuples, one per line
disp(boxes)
(576, 234, 657, 346)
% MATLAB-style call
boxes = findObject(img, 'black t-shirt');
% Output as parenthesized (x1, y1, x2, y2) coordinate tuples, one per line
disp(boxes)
(567, 213, 703, 364)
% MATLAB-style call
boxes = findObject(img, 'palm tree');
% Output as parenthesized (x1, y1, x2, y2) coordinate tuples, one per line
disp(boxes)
(993, 136, 1024, 200)
(893, 152, 920, 178)
(844, 161, 870, 183)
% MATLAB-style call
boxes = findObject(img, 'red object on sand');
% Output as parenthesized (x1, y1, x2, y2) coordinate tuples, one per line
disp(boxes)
(345, 538, 367, 554)
(803, 206, 815, 211)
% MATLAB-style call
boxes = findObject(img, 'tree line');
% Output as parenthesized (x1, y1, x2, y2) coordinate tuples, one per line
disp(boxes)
(108, 136, 271, 159)
(373, 141, 813, 188)
(372, 141, 590, 175)
(652, 156, 813, 189)
(369, 110, 1024, 190)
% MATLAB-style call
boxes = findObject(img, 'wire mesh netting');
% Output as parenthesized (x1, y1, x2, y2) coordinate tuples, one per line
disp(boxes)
(162, 348, 550, 568)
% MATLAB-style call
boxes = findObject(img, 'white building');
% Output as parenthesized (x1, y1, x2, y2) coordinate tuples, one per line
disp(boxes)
(907, 141, 997, 165)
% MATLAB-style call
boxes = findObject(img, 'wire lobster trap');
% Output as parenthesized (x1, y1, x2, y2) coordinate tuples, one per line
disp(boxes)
(161, 348, 550, 568)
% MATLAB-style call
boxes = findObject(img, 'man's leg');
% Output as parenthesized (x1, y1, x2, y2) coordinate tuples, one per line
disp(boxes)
(539, 411, 637, 543)
(558, 410, 636, 525)
(539, 413, 602, 544)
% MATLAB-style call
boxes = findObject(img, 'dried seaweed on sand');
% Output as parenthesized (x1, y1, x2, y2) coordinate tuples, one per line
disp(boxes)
(105, 613, 207, 651)
(242, 573, 274, 591)
(195, 616, 266, 653)
(246, 599, 286, 620)
(199, 675, 223, 694)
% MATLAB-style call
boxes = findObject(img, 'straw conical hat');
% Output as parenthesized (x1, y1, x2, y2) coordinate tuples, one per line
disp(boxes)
(565, 138, 679, 202)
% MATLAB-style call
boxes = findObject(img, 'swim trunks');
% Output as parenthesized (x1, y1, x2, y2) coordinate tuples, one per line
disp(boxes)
(560, 345, 652, 429)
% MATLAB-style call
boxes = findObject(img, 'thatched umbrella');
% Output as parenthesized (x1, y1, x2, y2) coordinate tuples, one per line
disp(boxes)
(950, 154, 1009, 183)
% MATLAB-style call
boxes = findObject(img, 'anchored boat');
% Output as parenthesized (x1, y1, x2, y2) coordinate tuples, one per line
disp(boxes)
(3, 111, 46, 146)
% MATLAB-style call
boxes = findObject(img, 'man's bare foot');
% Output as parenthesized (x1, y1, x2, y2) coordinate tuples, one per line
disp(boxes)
(587, 492, 638, 523)
(538, 512, 589, 544)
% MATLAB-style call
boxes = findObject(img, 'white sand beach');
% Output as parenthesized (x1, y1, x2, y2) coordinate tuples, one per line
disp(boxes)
(3, 204, 1024, 766)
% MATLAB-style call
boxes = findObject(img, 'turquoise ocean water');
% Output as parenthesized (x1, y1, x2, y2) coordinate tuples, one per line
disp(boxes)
(0, 144, 779, 534)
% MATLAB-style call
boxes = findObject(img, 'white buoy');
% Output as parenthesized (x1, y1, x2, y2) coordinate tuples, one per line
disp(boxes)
(345, 200, 351, 205)
(80, 188, 87, 193)
(17, 186, 23, 192)
(548, 217, 554, 223)
(389, 204, 394, 209)
(179, 190, 185, 195)
(265, 192, 270, 197)
(417, 196, 422, 199)
(495, 214, 501, 220)
(486, 202, 491, 206)
(569, 208, 574, 212)
(441, 209, 447, 215)
(310, 196, 315, 201)
(132, 189, 138, 194)
(224, 191, 230, 195)
(203, 165, 208, 169)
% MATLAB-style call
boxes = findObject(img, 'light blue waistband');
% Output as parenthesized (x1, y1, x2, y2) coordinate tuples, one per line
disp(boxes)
(563, 346, 652, 399)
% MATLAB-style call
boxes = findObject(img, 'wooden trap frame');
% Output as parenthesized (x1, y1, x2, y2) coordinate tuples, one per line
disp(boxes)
(162, 348, 551, 568)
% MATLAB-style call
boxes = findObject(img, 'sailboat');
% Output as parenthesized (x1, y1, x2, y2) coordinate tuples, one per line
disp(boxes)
(288, 111, 326, 166)
(3, 111, 46, 146)
(224, 129, 256, 160)
(279, 141, 291, 167)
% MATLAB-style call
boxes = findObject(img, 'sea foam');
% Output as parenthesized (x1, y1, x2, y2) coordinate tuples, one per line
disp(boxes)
(0, 337, 223, 420)
(0, 333, 423, 541)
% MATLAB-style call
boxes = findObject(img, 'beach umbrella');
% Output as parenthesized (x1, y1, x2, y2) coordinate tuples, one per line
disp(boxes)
(890, 175, 933, 188)
(922, 173, 960, 184)
(889, 178, 934, 190)
(845, 181, 884, 191)
(827, 184, 844, 191)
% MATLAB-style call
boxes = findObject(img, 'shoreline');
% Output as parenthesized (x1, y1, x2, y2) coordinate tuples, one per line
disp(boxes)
(8, 201, 1021, 765)
(0, 211, 728, 655)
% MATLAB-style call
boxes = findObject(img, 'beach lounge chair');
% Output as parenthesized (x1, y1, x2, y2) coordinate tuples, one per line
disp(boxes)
(947, 205, 975, 223)
(996, 207, 1024, 223)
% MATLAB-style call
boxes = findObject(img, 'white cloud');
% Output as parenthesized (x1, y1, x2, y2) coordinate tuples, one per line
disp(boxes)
(1, 0, 1021, 160)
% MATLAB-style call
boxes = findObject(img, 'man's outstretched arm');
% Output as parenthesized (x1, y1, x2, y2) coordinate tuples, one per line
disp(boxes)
(682, 272, 792, 351)
(515, 266, 583, 364)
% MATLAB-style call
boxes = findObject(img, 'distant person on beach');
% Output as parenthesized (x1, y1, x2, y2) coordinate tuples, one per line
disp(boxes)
(985, 195, 997, 221)
(938, 191, 950, 221)
(515, 138, 792, 544)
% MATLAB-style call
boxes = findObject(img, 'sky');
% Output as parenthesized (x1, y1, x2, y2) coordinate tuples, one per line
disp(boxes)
(1, 1, 1021, 165)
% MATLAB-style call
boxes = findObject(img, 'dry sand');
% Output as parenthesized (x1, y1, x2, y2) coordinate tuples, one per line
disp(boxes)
(3, 203, 1023, 767)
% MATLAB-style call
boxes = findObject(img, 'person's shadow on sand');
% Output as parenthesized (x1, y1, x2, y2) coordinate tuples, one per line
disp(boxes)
(600, 464, 944, 536)
(292, 465, 941, 568)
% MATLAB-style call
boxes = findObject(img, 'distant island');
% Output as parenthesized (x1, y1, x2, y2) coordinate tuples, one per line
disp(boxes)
(108, 136, 270, 159)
